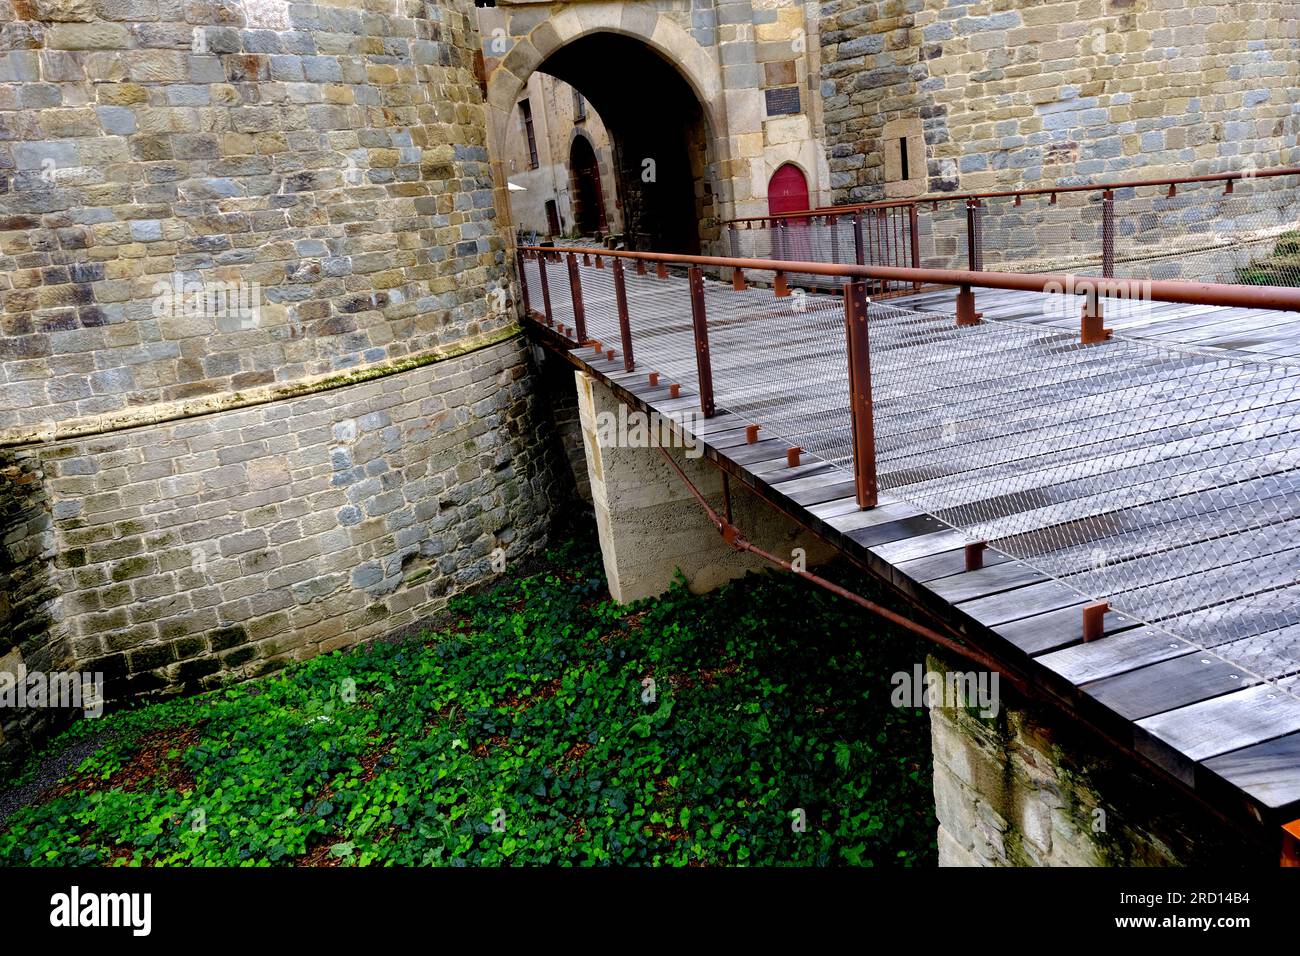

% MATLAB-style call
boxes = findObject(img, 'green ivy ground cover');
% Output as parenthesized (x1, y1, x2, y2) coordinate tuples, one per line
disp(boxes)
(0, 526, 936, 866)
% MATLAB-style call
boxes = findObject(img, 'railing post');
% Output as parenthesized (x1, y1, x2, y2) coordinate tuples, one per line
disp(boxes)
(688, 266, 715, 418)
(966, 198, 982, 272)
(844, 280, 878, 509)
(956, 284, 982, 326)
(1082, 601, 1110, 643)
(613, 258, 634, 372)
(728, 222, 740, 257)
(1080, 286, 1111, 344)
(537, 251, 553, 327)
(516, 249, 531, 318)
(775, 218, 787, 264)
(1101, 188, 1115, 279)
(566, 252, 586, 343)
(908, 203, 921, 291)
(828, 215, 841, 271)
(852, 211, 865, 267)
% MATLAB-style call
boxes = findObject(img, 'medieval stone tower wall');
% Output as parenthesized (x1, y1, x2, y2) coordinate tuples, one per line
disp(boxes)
(820, 0, 1300, 202)
(0, 0, 565, 770)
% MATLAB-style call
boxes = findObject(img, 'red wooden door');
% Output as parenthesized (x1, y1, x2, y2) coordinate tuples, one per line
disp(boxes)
(767, 163, 810, 217)
(767, 164, 811, 262)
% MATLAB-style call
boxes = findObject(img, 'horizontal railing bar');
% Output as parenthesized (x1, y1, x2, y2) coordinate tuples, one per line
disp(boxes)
(517, 245, 1300, 313)
(723, 164, 1300, 225)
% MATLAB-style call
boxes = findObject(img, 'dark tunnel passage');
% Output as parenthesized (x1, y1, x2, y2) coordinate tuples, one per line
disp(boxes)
(536, 33, 717, 254)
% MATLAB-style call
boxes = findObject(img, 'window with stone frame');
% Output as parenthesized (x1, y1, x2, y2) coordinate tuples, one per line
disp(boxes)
(520, 98, 539, 170)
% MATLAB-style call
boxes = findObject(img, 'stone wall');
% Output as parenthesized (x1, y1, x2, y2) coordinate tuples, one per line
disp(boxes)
(535, 347, 589, 503)
(821, 0, 1300, 203)
(0, 0, 569, 771)
(0, 0, 509, 444)
(0, 447, 69, 769)
(17, 336, 560, 705)
(503, 71, 621, 238)
(927, 653, 1264, 866)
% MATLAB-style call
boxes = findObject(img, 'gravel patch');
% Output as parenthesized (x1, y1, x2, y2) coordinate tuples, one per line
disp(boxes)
(0, 729, 121, 828)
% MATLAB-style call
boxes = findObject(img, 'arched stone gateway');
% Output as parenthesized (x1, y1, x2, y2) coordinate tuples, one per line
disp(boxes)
(476, 0, 834, 252)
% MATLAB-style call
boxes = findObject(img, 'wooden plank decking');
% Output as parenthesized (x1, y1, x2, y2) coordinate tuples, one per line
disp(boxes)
(523, 257, 1300, 828)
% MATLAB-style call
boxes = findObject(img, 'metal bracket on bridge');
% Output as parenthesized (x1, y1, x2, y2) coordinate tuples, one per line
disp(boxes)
(1080, 291, 1112, 344)
(774, 271, 790, 297)
(733, 268, 746, 291)
(956, 285, 983, 326)
(746, 424, 761, 444)
(964, 541, 988, 572)
(1282, 820, 1300, 866)
(1082, 601, 1110, 642)
(648, 372, 659, 387)
(786, 446, 803, 468)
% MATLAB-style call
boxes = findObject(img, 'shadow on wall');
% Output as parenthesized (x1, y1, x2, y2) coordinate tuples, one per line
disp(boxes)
(0, 452, 69, 777)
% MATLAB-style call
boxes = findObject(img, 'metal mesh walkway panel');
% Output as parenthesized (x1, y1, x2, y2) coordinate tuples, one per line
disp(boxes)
(523, 253, 1300, 701)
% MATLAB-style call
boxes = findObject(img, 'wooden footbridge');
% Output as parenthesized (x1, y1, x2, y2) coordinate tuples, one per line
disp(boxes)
(516, 166, 1300, 856)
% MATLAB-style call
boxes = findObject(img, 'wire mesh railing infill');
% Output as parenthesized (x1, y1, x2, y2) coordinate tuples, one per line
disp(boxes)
(517, 234, 1300, 705)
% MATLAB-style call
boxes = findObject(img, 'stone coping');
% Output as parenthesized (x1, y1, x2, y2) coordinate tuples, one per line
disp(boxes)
(1, 325, 525, 450)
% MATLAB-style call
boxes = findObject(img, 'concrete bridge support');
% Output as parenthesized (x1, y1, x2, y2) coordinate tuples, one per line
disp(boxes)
(574, 371, 832, 603)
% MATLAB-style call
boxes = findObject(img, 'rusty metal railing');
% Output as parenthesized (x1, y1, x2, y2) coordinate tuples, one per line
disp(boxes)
(516, 243, 1300, 512)
(515, 241, 1300, 722)
(727, 201, 923, 296)
(725, 165, 1300, 289)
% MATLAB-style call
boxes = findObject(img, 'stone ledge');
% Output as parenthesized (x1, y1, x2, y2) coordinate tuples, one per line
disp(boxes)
(0, 325, 525, 450)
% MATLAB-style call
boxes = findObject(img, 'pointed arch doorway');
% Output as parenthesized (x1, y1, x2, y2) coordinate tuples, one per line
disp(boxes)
(767, 163, 810, 218)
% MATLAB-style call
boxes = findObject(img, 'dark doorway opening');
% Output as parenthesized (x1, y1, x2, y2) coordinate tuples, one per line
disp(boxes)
(569, 135, 607, 235)
(536, 33, 715, 254)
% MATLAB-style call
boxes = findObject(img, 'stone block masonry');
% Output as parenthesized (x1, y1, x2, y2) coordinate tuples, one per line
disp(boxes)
(0, 447, 72, 770)
(0, 335, 565, 774)
(0, 0, 574, 772)
(476, 0, 835, 245)
(927, 652, 1265, 866)
(0, 0, 510, 444)
(820, 0, 1300, 203)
